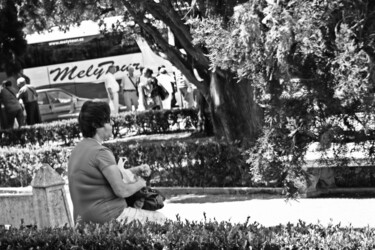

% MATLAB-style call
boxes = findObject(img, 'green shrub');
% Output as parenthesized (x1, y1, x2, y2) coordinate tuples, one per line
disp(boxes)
(1, 219, 375, 249)
(0, 146, 70, 187)
(0, 109, 199, 147)
(107, 139, 251, 187)
(333, 166, 375, 187)
(0, 138, 253, 188)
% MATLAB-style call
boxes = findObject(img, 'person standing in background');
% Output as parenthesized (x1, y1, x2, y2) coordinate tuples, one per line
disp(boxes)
(157, 67, 174, 109)
(121, 66, 139, 111)
(137, 72, 146, 111)
(0, 80, 24, 129)
(137, 68, 150, 111)
(175, 69, 194, 108)
(16, 77, 41, 125)
(142, 68, 163, 110)
(17, 68, 30, 85)
(104, 65, 120, 115)
(133, 64, 143, 78)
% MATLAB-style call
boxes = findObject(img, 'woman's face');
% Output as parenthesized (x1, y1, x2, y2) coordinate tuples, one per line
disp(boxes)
(97, 119, 113, 141)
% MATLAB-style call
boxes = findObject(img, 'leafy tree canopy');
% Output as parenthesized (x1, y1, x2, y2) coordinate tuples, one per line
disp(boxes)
(0, 0, 27, 76)
(193, 0, 375, 192)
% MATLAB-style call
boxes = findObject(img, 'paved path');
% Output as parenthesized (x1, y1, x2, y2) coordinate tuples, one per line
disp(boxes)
(4, 186, 375, 228)
(63, 190, 375, 228)
(159, 195, 375, 228)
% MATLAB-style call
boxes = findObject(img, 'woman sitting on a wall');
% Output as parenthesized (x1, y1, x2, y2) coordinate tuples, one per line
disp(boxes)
(68, 100, 166, 224)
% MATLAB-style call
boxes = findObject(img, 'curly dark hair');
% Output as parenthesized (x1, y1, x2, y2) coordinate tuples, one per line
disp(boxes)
(144, 68, 153, 77)
(2, 80, 12, 87)
(78, 100, 111, 138)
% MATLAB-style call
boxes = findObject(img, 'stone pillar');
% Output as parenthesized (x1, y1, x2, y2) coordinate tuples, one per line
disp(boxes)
(31, 164, 73, 228)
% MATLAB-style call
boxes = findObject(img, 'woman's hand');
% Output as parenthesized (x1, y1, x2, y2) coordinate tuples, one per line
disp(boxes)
(102, 164, 147, 198)
(138, 177, 147, 187)
(130, 164, 151, 177)
(138, 164, 151, 177)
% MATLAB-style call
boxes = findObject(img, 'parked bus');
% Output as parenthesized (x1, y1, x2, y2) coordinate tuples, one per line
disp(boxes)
(0, 17, 175, 128)
(20, 16, 173, 100)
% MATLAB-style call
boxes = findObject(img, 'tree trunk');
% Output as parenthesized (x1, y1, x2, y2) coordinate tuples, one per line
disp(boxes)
(123, 1, 263, 143)
(195, 90, 214, 136)
(206, 71, 263, 143)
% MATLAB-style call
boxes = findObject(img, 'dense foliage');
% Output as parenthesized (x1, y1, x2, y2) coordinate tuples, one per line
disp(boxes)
(0, 108, 198, 147)
(0, 0, 27, 75)
(1, 134, 374, 190)
(189, 0, 375, 192)
(2, 219, 375, 249)
(0, 138, 253, 188)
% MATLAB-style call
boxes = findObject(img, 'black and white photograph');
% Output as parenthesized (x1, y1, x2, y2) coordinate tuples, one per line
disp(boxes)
(1, 0, 375, 249)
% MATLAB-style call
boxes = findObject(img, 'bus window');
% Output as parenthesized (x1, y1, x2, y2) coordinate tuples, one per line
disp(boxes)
(22, 33, 140, 68)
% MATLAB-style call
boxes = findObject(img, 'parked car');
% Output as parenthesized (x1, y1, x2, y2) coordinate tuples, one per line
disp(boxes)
(37, 88, 90, 122)
(36, 88, 127, 122)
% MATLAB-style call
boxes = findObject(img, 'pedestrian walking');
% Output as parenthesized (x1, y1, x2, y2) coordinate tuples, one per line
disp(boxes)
(145, 68, 163, 110)
(137, 69, 150, 111)
(16, 77, 41, 125)
(175, 69, 194, 108)
(104, 65, 120, 114)
(121, 66, 139, 111)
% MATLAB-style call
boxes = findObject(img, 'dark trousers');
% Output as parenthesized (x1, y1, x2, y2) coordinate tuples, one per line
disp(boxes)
(25, 101, 41, 125)
(5, 108, 24, 129)
(0, 106, 7, 129)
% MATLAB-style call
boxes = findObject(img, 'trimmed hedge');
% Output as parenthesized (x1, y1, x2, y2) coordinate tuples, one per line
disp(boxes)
(108, 139, 251, 187)
(2, 138, 375, 189)
(0, 146, 71, 187)
(1, 219, 375, 249)
(2, 136, 375, 188)
(333, 166, 375, 187)
(0, 109, 198, 147)
(0, 138, 253, 187)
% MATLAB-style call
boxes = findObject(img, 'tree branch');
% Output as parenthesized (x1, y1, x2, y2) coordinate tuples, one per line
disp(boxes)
(122, 0, 209, 96)
(144, 0, 211, 70)
(98, 5, 115, 16)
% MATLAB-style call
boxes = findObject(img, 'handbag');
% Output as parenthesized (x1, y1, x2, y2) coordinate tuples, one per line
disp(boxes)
(125, 187, 166, 211)
(157, 84, 169, 101)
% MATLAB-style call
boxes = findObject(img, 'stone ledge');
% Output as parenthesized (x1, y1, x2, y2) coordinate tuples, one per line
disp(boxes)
(306, 187, 375, 198)
(155, 187, 284, 197)
(3, 185, 375, 199)
(0, 187, 32, 194)
(0, 193, 32, 198)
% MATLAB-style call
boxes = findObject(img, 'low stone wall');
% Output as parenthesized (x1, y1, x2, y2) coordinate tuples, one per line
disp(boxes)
(158, 187, 284, 198)
(0, 164, 73, 228)
(0, 193, 34, 227)
(300, 142, 375, 194)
